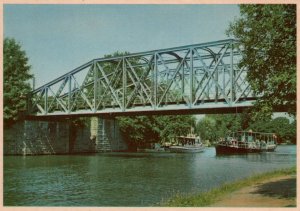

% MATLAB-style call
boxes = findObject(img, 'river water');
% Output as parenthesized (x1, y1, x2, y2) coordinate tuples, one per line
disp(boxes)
(4, 145, 296, 206)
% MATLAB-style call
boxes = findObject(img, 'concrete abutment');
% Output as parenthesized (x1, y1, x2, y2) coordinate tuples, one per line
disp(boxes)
(4, 117, 128, 155)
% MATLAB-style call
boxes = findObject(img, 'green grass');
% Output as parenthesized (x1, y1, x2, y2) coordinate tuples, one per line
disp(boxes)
(161, 166, 296, 207)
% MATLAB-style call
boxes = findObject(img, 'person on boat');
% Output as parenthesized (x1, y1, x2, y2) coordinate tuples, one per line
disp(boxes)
(248, 130, 254, 142)
(255, 139, 260, 149)
(196, 136, 201, 144)
(273, 134, 277, 144)
(241, 134, 246, 142)
(261, 140, 266, 148)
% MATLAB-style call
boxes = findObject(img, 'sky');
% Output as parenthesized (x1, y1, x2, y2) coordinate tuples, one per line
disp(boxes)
(4, 4, 240, 88)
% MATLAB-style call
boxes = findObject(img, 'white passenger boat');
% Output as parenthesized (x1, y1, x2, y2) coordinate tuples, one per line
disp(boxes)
(169, 135, 205, 153)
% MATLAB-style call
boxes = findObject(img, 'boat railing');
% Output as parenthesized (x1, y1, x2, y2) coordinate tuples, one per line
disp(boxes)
(219, 135, 276, 150)
(227, 131, 277, 144)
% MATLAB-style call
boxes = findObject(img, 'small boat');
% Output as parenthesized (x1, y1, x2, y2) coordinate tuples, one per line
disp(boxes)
(137, 143, 165, 152)
(215, 131, 277, 155)
(169, 136, 205, 153)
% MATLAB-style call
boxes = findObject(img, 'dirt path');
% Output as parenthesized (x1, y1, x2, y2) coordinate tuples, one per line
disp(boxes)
(211, 175, 296, 207)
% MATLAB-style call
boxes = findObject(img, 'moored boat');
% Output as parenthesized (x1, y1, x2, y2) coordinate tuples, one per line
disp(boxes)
(215, 131, 277, 155)
(137, 143, 165, 152)
(169, 136, 205, 153)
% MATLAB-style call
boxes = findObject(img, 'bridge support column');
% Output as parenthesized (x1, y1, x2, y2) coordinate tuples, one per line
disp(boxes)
(4, 120, 70, 155)
(4, 117, 127, 155)
(24, 120, 70, 155)
(90, 117, 128, 152)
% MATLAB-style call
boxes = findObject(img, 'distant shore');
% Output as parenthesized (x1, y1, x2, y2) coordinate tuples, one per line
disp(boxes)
(162, 166, 296, 207)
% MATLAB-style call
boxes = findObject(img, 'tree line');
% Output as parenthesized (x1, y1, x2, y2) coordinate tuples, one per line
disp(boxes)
(196, 113, 296, 145)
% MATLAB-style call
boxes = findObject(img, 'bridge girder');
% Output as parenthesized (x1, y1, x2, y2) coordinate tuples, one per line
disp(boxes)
(27, 39, 256, 117)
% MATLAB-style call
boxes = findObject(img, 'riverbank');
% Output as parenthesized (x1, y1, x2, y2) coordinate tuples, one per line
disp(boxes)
(162, 167, 296, 207)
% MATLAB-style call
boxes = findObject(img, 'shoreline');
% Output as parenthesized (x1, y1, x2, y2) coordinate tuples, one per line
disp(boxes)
(162, 166, 296, 207)
(211, 174, 296, 207)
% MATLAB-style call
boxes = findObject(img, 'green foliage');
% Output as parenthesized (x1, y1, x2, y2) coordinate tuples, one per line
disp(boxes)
(154, 115, 196, 142)
(196, 113, 296, 144)
(196, 116, 216, 142)
(227, 5, 296, 119)
(117, 116, 160, 147)
(249, 117, 296, 144)
(117, 115, 195, 149)
(3, 38, 33, 125)
(104, 51, 130, 58)
(196, 114, 242, 142)
(212, 114, 243, 136)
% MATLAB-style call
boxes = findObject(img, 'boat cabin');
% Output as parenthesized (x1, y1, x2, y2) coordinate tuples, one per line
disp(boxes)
(177, 136, 201, 146)
(224, 131, 277, 146)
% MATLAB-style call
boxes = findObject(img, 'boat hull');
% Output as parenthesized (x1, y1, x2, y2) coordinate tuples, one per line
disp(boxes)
(215, 144, 276, 155)
(169, 145, 205, 153)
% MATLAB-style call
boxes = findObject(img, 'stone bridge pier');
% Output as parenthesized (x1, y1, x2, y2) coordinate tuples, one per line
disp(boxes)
(90, 117, 128, 152)
(4, 117, 128, 155)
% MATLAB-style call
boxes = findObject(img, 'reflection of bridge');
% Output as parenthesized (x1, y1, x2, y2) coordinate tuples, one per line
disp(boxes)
(27, 39, 256, 117)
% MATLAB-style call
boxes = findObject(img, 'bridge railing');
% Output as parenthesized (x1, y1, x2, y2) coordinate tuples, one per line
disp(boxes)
(27, 39, 255, 116)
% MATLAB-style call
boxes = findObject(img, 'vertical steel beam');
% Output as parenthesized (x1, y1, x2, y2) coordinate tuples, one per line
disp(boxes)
(215, 55, 219, 103)
(230, 41, 235, 105)
(122, 57, 126, 111)
(223, 63, 226, 97)
(206, 67, 210, 100)
(93, 61, 98, 112)
(44, 87, 48, 115)
(189, 48, 194, 108)
(181, 57, 185, 101)
(153, 53, 157, 109)
(68, 75, 72, 113)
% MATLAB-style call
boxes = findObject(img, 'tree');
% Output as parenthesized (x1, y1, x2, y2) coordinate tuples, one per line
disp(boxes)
(117, 115, 195, 150)
(289, 120, 297, 144)
(3, 38, 33, 125)
(227, 5, 296, 119)
(153, 115, 196, 143)
(248, 117, 296, 144)
(212, 114, 243, 137)
(196, 114, 243, 142)
(117, 116, 160, 149)
(269, 117, 292, 143)
(196, 116, 216, 142)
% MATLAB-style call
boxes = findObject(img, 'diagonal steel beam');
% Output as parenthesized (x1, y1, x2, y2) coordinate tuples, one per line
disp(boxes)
(193, 45, 230, 105)
(47, 77, 68, 112)
(125, 58, 153, 107)
(157, 50, 190, 106)
(71, 75, 94, 111)
(47, 87, 68, 112)
(96, 63, 123, 109)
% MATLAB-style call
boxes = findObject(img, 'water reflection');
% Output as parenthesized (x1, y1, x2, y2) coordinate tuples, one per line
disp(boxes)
(4, 145, 296, 206)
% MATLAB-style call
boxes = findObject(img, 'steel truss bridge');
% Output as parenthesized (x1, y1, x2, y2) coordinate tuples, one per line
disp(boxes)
(27, 39, 256, 117)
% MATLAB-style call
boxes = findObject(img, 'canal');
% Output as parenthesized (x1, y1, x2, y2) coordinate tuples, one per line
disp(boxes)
(4, 145, 296, 206)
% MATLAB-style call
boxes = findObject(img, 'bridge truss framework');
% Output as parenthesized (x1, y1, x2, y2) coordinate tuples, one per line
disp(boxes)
(27, 39, 256, 117)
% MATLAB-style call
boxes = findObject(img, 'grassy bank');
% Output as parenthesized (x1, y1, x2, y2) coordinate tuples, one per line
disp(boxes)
(161, 166, 296, 207)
